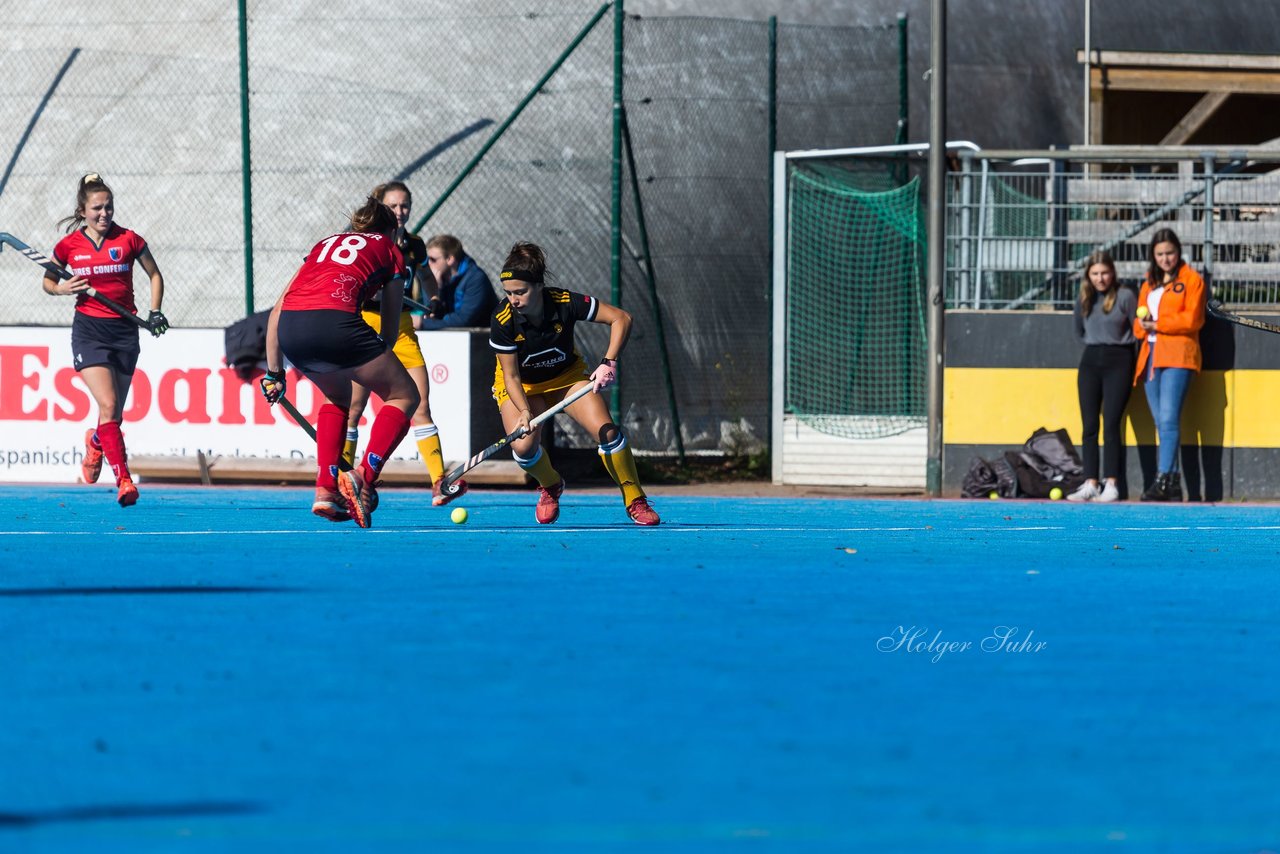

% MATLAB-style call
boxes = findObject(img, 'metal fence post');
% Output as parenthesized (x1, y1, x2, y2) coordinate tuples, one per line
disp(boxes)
(1202, 152, 1216, 296)
(1049, 147, 1070, 304)
(958, 155, 974, 307)
(975, 157, 990, 309)
(237, 0, 254, 315)
(925, 0, 947, 497)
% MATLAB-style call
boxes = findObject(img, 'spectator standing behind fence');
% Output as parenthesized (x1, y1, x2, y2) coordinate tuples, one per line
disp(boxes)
(342, 182, 465, 507)
(43, 173, 169, 508)
(1067, 251, 1136, 503)
(1132, 228, 1205, 502)
(415, 234, 498, 329)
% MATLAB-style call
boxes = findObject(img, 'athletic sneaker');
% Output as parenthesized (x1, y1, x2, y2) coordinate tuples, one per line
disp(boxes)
(1096, 481, 1120, 503)
(535, 480, 564, 524)
(338, 468, 378, 529)
(626, 496, 661, 526)
(1066, 481, 1100, 502)
(82, 428, 103, 484)
(432, 478, 468, 507)
(116, 477, 139, 508)
(312, 486, 351, 523)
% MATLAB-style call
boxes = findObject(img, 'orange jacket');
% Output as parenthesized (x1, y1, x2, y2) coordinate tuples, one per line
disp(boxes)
(1132, 263, 1206, 385)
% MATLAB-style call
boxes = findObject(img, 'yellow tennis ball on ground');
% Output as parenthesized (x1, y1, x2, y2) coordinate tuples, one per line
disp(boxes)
(1049, 487, 1063, 500)
(450, 507, 468, 524)
(988, 491, 1000, 500)
(1136, 306, 1149, 318)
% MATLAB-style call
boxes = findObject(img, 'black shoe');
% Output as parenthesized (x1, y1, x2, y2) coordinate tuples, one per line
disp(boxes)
(1141, 472, 1183, 502)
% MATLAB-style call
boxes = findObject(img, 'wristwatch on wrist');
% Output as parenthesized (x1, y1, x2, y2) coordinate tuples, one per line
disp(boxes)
(600, 357, 617, 368)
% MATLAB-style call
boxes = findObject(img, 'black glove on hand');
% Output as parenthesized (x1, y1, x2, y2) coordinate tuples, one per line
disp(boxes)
(147, 310, 170, 337)
(260, 368, 287, 404)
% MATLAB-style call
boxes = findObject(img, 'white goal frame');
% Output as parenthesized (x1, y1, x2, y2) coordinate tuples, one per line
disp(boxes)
(769, 143, 961, 489)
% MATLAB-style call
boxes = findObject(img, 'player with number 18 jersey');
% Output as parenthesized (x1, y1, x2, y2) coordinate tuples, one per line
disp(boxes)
(264, 199, 418, 530)
(281, 231, 405, 313)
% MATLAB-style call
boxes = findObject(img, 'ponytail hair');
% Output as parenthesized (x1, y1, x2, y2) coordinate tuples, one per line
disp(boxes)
(348, 196, 397, 234)
(58, 172, 112, 233)
(500, 241, 549, 284)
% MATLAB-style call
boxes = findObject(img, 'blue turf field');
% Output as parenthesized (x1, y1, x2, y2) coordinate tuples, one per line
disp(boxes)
(1, 485, 1278, 852)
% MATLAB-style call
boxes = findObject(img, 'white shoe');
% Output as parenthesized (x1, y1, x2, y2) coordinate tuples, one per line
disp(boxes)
(1067, 481, 1100, 502)
(1096, 481, 1120, 503)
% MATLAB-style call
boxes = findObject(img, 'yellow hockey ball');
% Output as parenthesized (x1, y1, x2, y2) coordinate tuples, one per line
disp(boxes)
(451, 507, 468, 524)
(1049, 487, 1063, 500)
(1136, 306, 1149, 319)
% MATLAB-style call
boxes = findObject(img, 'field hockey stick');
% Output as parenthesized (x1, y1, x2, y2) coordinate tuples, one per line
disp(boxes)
(438, 382, 597, 496)
(276, 395, 353, 472)
(1207, 299, 1280, 335)
(0, 231, 157, 333)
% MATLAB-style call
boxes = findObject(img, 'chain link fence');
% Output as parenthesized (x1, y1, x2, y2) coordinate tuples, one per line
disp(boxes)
(0, 0, 905, 455)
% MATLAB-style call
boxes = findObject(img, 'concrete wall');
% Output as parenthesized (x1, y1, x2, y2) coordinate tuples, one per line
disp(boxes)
(944, 309, 1280, 500)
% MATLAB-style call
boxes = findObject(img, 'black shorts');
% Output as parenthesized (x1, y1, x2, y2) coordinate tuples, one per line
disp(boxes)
(71, 312, 140, 374)
(278, 309, 386, 374)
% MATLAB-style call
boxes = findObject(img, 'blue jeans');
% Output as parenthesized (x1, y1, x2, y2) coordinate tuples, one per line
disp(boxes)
(1142, 361, 1193, 474)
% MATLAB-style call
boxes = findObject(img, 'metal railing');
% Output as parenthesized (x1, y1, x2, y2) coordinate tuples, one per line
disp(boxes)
(948, 147, 1280, 309)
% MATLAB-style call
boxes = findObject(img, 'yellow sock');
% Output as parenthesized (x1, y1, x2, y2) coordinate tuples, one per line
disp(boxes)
(414, 424, 444, 481)
(514, 446, 561, 488)
(342, 429, 358, 467)
(599, 435, 644, 505)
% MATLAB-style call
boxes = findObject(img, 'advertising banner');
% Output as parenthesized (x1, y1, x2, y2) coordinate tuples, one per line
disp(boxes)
(0, 328, 474, 482)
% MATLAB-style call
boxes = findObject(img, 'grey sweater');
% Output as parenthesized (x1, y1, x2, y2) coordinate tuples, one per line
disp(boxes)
(1073, 287, 1138, 346)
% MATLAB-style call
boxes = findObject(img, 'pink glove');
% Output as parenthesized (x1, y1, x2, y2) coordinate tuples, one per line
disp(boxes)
(590, 358, 617, 392)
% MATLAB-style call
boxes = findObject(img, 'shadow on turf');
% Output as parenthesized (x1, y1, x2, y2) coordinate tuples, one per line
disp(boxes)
(0, 585, 299, 597)
(0, 800, 264, 828)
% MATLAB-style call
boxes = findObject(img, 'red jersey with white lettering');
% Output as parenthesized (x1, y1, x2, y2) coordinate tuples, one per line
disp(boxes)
(281, 232, 406, 313)
(52, 224, 148, 319)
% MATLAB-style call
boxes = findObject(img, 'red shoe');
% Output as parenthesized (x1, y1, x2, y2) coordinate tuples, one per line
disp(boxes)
(535, 480, 564, 524)
(626, 496, 660, 526)
(338, 468, 378, 528)
(82, 428, 103, 484)
(116, 477, 139, 508)
(312, 486, 351, 523)
(432, 478, 468, 507)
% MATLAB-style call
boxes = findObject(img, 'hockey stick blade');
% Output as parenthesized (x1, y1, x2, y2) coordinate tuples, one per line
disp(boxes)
(1207, 299, 1280, 335)
(0, 231, 156, 333)
(277, 395, 353, 472)
(438, 382, 597, 495)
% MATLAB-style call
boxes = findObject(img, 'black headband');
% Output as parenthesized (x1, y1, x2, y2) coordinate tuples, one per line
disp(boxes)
(500, 269, 542, 284)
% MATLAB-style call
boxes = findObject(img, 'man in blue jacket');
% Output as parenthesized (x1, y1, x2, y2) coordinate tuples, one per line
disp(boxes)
(416, 235, 498, 329)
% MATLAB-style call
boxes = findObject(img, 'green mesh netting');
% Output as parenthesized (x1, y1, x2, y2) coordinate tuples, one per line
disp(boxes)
(785, 163, 926, 439)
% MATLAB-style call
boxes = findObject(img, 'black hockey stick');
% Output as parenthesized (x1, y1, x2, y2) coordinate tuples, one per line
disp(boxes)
(276, 395, 353, 472)
(438, 382, 596, 496)
(1207, 299, 1280, 335)
(0, 231, 157, 333)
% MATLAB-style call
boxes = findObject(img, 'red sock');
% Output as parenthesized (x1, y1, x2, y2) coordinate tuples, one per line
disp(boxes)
(96, 420, 131, 483)
(316, 403, 349, 489)
(360, 406, 410, 482)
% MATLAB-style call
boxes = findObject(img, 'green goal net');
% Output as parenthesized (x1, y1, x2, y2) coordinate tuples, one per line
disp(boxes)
(783, 160, 927, 438)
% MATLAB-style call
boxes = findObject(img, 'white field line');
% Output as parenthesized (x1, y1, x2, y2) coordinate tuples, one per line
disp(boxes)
(4, 524, 1280, 536)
